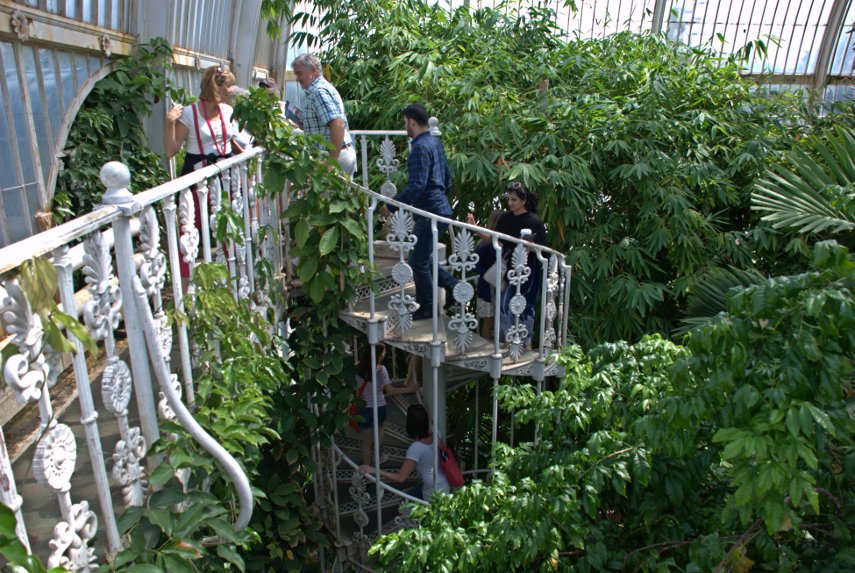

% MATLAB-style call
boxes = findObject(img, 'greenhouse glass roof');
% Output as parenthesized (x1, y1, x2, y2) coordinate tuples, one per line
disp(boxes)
(431, 0, 855, 96)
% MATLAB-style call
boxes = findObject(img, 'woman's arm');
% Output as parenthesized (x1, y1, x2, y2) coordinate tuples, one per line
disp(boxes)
(164, 104, 188, 158)
(359, 459, 416, 483)
(384, 381, 420, 396)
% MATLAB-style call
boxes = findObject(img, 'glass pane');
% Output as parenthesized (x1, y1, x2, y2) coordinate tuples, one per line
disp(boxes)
(830, 1, 855, 77)
(57, 51, 76, 110)
(1, 43, 36, 189)
(82, 0, 94, 23)
(23, 47, 51, 187)
(40, 48, 62, 157)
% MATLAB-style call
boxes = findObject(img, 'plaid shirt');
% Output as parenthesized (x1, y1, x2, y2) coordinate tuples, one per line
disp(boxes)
(391, 131, 453, 217)
(302, 76, 352, 150)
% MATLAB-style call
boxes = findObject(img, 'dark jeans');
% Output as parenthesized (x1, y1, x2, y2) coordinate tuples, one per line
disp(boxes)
(406, 484, 424, 500)
(410, 217, 457, 310)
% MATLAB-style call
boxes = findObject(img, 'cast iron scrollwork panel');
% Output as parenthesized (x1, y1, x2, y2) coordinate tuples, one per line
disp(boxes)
(447, 229, 479, 352)
(83, 232, 148, 507)
(386, 210, 418, 333)
(505, 243, 532, 362)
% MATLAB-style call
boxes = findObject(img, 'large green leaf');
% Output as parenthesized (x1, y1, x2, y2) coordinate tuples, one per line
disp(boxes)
(752, 127, 855, 235)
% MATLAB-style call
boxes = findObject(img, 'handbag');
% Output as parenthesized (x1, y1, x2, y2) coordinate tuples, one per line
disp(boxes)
(482, 261, 507, 289)
(438, 446, 465, 490)
(348, 378, 370, 432)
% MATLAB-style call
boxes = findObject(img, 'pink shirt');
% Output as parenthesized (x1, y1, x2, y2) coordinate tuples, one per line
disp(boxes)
(356, 365, 391, 408)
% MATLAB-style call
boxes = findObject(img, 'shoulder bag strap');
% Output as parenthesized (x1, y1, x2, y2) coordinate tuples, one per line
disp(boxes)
(356, 377, 370, 399)
(191, 103, 205, 156)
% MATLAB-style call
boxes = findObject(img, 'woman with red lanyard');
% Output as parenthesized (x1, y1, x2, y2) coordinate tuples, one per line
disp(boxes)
(164, 65, 244, 276)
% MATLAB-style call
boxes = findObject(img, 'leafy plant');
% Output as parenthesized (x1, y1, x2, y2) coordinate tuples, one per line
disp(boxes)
(0, 503, 67, 573)
(752, 126, 855, 237)
(101, 488, 254, 573)
(1, 257, 97, 366)
(231, 83, 370, 570)
(371, 241, 855, 571)
(53, 38, 190, 223)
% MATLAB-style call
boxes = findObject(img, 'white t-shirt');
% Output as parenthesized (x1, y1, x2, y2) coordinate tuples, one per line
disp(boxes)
(406, 432, 451, 501)
(178, 102, 237, 156)
(356, 365, 391, 408)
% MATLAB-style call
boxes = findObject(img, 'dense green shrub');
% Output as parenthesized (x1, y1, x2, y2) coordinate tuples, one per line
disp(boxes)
(294, 0, 849, 346)
(372, 242, 855, 571)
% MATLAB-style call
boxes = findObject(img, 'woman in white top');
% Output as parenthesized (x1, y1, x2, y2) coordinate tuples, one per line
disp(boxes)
(360, 403, 451, 501)
(164, 65, 243, 174)
(355, 342, 419, 465)
(163, 65, 243, 277)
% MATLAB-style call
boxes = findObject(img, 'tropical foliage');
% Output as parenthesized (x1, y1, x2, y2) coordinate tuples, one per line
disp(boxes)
(753, 126, 855, 240)
(289, 0, 850, 346)
(676, 125, 855, 335)
(53, 39, 189, 223)
(372, 241, 855, 571)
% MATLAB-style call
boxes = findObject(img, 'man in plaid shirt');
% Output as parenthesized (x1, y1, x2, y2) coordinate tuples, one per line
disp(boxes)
(292, 53, 356, 176)
(381, 104, 459, 321)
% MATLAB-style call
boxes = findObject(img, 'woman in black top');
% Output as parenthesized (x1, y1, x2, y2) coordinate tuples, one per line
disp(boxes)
(495, 182, 547, 349)
(495, 181, 548, 251)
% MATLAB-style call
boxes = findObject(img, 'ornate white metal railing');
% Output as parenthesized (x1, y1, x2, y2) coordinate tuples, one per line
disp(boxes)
(0, 149, 270, 570)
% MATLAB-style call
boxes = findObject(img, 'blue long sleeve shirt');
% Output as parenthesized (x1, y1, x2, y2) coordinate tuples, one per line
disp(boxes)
(390, 131, 453, 217)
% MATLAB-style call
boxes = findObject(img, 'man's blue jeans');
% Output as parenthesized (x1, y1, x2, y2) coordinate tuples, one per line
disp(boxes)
(410, 217, 457, 311)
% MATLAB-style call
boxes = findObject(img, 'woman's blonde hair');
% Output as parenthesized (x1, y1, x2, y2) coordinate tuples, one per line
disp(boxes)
(199, 65, 234, 103)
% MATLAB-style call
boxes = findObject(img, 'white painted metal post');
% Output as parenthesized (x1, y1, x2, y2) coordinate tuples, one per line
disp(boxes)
(162, 193, 196, 409)
(197, 178, 212, 262)
(240, 161, 256, 293)
(101, 161, 160, 449)
(360, 135, 369, 188)
(53, 245, 122, 553)
(430, 219, 440, 492)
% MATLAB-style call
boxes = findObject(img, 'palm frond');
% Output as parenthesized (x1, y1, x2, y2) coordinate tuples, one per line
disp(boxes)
(674, 266, 766, 339)
(751, 127, 855, 235)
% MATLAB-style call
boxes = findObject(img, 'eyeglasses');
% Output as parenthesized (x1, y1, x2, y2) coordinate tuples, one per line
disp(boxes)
(214, 65, 228, 86)
(507, 182, 527, 198)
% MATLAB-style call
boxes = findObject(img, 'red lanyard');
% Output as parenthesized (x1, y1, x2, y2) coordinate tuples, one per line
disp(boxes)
(193, 102, 228, 156)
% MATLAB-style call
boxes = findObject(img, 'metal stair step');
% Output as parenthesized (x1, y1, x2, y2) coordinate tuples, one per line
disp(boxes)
(335, 469, 420, 485)
(336, 437, 409, 462)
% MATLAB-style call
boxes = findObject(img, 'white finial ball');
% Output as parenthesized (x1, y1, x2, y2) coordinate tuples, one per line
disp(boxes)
(100, 162, 132, 205)
(428, 117, 442, 137)
(100, 162, 131, 190)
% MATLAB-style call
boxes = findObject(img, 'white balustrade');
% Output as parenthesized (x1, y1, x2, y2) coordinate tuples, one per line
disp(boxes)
(0, 148, 267, 567)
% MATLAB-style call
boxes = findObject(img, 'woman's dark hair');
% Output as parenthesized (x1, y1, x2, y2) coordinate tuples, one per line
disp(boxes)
(406, 404, 431, 440)
(356, 342, 386, 380)
(507, 181, 538, 214)
(403, 103, 430, 126)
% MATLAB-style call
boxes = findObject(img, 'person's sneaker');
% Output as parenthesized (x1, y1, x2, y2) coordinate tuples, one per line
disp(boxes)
(411, 308, 432, 320)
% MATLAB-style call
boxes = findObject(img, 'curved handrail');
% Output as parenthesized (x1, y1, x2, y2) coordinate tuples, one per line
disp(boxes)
(332, 443, 428, 506)
(348, 178, 571, 265)
(0, 147, 265, 276)
(131, 276, 254, 531)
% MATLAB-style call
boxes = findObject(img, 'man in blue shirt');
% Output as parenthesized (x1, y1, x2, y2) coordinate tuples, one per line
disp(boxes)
(381, 104, 458, 320)
(291, 53, 356, 176)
